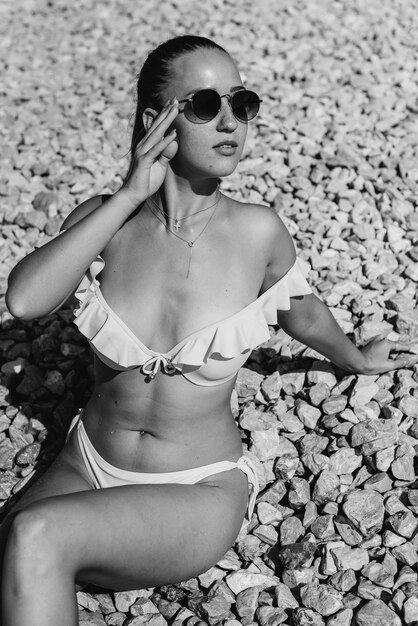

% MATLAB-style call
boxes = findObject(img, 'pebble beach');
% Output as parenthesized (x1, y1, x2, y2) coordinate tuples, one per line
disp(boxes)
(1, 0, 418, 625)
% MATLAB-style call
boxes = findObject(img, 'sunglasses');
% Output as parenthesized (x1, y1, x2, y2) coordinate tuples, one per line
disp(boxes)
(177, 88, 262, 123)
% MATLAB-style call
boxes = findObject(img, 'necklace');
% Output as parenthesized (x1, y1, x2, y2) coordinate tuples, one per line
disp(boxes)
(148, 191, 219, 232)
(147, 190, 221, 278)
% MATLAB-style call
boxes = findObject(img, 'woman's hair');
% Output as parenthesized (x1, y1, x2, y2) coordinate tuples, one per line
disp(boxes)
(123, 35, 228, 183)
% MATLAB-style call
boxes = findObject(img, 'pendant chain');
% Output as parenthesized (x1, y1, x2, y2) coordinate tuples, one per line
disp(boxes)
(148, 191, 220, 232)
(146, 190, 221, 278)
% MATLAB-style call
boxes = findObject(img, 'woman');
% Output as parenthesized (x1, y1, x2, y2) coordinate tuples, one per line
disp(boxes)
(3, 35, 417, 625)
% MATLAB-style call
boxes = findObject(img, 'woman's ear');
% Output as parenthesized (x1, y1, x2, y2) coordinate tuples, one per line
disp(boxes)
(142, 108, 159, 132)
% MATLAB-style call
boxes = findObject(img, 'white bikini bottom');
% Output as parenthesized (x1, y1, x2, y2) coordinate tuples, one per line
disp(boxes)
(67, 411, 259, 521)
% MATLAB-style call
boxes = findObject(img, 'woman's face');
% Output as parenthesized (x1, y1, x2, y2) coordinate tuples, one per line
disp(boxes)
(161, 49, 249, 180)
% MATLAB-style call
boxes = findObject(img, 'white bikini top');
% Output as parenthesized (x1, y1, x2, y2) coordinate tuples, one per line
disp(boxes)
(72, 255, 312, 386)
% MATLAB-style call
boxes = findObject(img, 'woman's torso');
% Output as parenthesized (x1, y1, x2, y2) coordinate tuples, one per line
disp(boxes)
(80, 194, 271, 472)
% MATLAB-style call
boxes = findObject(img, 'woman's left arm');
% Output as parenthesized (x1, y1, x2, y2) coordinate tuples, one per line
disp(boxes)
(276, 292, 418, 375)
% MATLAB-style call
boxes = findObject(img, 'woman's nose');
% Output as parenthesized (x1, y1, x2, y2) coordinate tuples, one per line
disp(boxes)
(216, 96, 238, 131)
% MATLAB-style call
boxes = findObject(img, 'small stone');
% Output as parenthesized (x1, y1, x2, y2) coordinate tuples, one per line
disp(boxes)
(333, 516, 363, 545)
(253, 524, 278, 546)
(361, 561, 395, 588)
(398, 395, 418, 417)
(258, 480, 287, 506)
(295, 399, 321, 429)
(239, 406, 271, 431)
(383, 530, 407, 547)
(328, 569, 357, 592)
(250, 430, 282, 461)
(363, 472, 393, 493)
(350, 418, 398, 455)
(235, 587, 260, 623)
(15, 365, 44, 396)
(354, 599, 402, 626)
(281, 567, 315, 589)
(280, 370, 305, 394)
(327, 608, 353, 626)
(331, 546, 369, 571)
(391, 454, 415, 481)
(342, 490, 384, 538)
(79, 609, 106, 626)
(197, 594, 232, 625)
(350, 379, 379, 407)
(254, 605, 287, 626)
(113, 591, 143, 613)
(393, 565, 417, 590)
(300, 582, 344, 616)
(0, 439, 16, 470)
(261, 372, 282, 401)
(277, 541, 316, 569)
(274, 454, 299, 480)
(309, 382, 331, 406)
(403, 597, 418, 625)
(392, 542, 418, 566)
(235, 369, 264, 401)
(225, 571, 276, 595)
(375, 446, 396, 472)
(279, 516, 304, 545)
(292, 608, 325, 626)
(44, 369, 66, 395)
(288, 477, 310, 509)
(387, 511, 418, 539)
(322, 395, 347, 415)
(257, 501, 293, 525)
(311, 515, 336, 541)
(15, 442, 41, 467)
(307, 361, 337, 388)
(278, 410, 303, 433)
(312, 470, 340, 505)
(273, 583, 298, 610)
(77, 592, 100, 612)
(328, 448, 362, 475)
(105, 612, 127, 626)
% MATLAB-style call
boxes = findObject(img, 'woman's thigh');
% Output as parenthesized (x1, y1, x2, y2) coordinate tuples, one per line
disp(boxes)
(13, 468, 248, 590)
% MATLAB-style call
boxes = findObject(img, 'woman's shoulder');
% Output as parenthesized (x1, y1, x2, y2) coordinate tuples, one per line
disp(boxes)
(226, 196, 291, 243)
(60, 194, 112, 231)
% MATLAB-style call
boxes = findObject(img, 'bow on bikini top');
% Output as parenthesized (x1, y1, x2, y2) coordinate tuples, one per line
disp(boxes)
(72, 255, 312, 386)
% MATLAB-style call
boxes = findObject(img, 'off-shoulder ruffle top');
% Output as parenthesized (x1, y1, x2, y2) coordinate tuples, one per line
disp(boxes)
(72, 256, 312, 386)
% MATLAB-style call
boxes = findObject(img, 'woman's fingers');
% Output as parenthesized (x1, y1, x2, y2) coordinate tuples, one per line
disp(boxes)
(390, 340, 418, 354)
(138, 101, 179, 155)
(146, 130, 178, 163)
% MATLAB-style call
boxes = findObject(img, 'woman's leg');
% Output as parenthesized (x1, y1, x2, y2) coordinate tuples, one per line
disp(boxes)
(0, 422, 94, 624)
(2, 468, 248, 626)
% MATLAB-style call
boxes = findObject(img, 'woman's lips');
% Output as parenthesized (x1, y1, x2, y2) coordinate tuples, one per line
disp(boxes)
(213, 142, 238, 156)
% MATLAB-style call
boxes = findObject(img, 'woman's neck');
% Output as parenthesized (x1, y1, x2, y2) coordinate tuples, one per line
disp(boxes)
(152, 172, 219, 223)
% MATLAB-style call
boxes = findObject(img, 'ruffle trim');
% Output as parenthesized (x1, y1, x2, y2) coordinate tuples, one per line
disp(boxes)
(73, 255, 312, 370)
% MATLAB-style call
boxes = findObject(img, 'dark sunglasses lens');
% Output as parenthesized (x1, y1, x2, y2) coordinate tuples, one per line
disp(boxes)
(192, 90, 221, 121)
(232, 90, 261, 121)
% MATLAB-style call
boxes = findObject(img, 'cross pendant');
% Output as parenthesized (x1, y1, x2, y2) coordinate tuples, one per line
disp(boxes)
(174, 220, 180, 232)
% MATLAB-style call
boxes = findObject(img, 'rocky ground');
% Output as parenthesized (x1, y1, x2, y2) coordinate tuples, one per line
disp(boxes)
(1, 0, 418, 624)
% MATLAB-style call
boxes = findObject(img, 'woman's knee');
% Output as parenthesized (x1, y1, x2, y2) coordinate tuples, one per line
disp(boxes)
(5, 503, 65, 578)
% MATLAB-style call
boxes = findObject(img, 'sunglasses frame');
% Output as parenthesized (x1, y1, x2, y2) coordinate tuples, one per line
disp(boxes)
(177, 88, 262, 123)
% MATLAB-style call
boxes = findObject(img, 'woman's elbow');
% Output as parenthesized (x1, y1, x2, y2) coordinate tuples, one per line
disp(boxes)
(5, 289, 36, 321)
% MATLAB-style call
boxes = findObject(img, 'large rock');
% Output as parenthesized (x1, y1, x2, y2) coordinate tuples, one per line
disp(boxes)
(354, 599, 402, 626)
(300, 582, 344, 616)
(342, 490, 385, 538)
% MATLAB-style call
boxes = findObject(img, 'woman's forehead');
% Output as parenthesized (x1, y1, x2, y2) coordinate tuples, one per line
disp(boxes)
(168, 49, 243, 96)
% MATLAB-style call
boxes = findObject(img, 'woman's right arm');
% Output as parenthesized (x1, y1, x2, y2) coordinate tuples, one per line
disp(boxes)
(5, 97, 179, 321)
(5, 190, 140, 321)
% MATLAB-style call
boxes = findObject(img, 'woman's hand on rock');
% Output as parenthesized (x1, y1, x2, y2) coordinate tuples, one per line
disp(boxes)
(358, 334, 418, 374)
(122, 98, 179, 207)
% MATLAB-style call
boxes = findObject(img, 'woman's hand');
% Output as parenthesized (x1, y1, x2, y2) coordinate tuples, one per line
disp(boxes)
(122, 98, 179, 205)
(358, 334, 418, 374)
